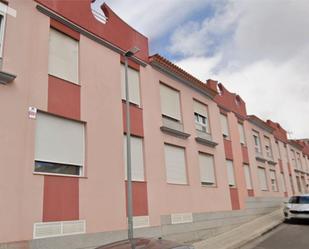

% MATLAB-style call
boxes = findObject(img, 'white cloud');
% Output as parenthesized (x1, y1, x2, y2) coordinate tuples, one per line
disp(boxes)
(174, 0, 309, 138)
(93, 0, 213, 39)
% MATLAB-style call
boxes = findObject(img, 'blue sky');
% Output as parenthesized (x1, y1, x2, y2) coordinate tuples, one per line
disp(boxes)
(93, 0, 309, 138)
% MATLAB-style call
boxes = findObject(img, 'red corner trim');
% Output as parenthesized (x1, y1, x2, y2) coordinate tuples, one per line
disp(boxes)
(50, 18, 80, 41)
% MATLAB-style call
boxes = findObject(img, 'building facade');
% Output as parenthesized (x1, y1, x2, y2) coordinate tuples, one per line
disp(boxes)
(0, 0, 309, 248)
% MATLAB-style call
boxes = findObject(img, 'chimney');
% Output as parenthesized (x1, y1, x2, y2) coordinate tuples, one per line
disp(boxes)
(206, 79, 218, 93)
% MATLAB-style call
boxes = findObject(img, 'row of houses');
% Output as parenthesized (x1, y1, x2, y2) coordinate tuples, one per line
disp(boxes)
(0, 0, 308, 248)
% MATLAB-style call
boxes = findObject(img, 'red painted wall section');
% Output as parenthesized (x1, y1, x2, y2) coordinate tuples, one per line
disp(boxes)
(213, 82, 247, 118)
(229, 188, 240, 210)
(48, 75, 81, 120)
(125, 181, 148, 216)
(50, 18, 80, 40)
(266, 120, 288, 143)
(247, 189, 255, 197)
(35, 0, 149, 62)
(122, 102, 144, 137)
(120, 56, 140, 71)
(241, 146, 250, 164)
(279, 160, 284, 173)
(45, 75, 81, 222)
(43, 176, 79, 222)
(288, 163, 292, 175)
(224, 139, 233, 160)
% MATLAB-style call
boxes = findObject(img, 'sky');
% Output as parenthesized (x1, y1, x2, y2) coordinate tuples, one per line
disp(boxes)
(92, 0, 309, 139)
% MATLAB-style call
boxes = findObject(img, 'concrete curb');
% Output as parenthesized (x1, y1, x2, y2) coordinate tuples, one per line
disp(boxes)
(193, 208, 284, 249)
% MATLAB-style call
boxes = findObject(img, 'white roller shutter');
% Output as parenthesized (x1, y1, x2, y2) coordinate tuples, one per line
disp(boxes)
(193, 100, 208, 117)
(164, 144, 187, 184)
(238, 123, 246, 145)
(270, 170, 278, 191)
(220, 114, 229, 138)
(123, 136, 144, 181)
(258, 167, 268, 191)
(243, 164, 252, 190)
(281, 173, 286, 192)
(226, 160, 236, 187)
(48, 28, 79, 84)
(199, 153, 215, 185)
(121, 64, 141, 106)
(160, 84, 181, 121)
(35, 112, 84, 166)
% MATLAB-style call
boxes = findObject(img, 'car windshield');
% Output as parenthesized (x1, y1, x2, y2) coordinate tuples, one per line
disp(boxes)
(289, 196, 309, 204)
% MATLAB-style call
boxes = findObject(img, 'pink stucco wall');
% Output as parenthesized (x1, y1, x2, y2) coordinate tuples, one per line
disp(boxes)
(1, 0, 305, 245)
(141, 67, 232, 226)
(245, 121, 286, 198)
(0, 0, 49, 242)
(79, 35, 127, 233)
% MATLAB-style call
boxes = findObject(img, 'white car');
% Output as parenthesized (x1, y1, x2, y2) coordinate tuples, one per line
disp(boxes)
(284, 194, 309, 220)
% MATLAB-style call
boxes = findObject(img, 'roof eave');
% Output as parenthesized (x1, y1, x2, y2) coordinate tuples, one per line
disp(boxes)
(150, 60, 217, 100)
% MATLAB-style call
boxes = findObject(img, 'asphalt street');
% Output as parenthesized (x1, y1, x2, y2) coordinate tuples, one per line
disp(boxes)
(241, 220, 309, 249)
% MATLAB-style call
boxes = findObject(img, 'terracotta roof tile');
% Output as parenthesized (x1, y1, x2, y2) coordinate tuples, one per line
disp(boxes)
(149, 54, 217, 98)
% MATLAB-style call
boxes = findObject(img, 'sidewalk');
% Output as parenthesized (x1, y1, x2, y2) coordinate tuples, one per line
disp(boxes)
(193, 208, 284, 249)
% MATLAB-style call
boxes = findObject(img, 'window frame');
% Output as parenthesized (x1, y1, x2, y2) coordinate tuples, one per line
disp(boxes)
(194, 112, 208, 133)
(164, 143, 188, 185)
(243, 164, 253, 190)
(48, 28, 79, 84)
(0, 8, 6, 58)
(123, 135, 145, 182)
(238, 122, 246, 145)
(120, 63, 141, 107)
(33, 111, 85, 177)
(220, 114, 230, 139)
(198, 152, 216, 186)
(264, 136, 273, 158)
(226, 160, 236, 187)
(269, 170, 278, 192)
(159, 83, 182, 122)
(253, 130, 262, 154)
(258, 167, 268, 191)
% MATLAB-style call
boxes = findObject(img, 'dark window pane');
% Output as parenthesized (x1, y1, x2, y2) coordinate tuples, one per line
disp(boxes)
(299, 197, 309, 204)
(35, 161, 80, 176)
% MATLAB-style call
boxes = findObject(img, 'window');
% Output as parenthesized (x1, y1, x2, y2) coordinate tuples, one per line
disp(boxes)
(193, 100, 209, 133)
(290, 175, 295, 194)
(238, 123, 246, 145)
(198, 153, 216, 186)
(34, 112, 85, 176)
(291, 149, 297, 168)
(264, 136, 273, 158)
(281, 173, 286, 192)
(296, 152, 302, 169)
(253, 131, 262, 154)
(48, 28, 79, 83)
(164, 144, 187, 184)
(0, 6, 6, 58)
(123, 136, 144, 181)
(220, 114, 229, 139)
(296, 175, 302, 193)
(258, 167, 268, 191)
(289, 196, 309, 204)
(243, 164, 253, 190)
(121, 64, 141, 106)
(160, 84, 181, 121)
(226, 160, 236, 187)
(284, 145, 289, 161)
(276, 141, 281, 159)
(270, 170, 278, 192)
